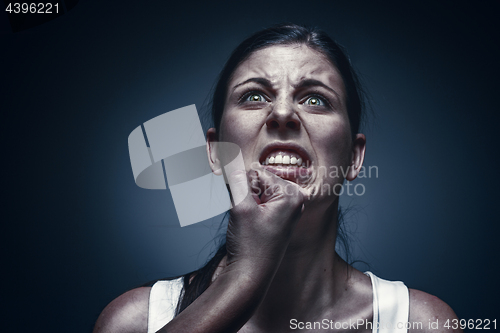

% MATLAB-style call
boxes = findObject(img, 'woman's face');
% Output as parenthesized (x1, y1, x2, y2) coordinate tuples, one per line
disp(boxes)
(210, 44, 364, 202)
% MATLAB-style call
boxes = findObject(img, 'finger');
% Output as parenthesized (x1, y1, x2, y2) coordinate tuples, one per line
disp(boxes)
(256, 169, 304, 205)
(221, 144, 251, 207)
(297, 186, 312, 201)
(227, 169, 251, 207)
(249, 170, 262, 204)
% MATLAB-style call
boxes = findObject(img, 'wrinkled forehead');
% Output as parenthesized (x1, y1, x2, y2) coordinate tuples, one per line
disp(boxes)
(228, 44, 346, 94)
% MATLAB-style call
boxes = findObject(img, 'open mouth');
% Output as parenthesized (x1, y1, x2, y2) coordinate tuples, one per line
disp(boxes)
(260, 150, 309, 168)
(258, 143, 313, 183)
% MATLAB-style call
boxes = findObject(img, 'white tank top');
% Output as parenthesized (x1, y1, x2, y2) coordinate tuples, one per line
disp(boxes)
(147, 271, 409, 333)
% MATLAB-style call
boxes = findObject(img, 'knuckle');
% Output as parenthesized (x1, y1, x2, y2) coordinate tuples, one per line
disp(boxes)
(229, 169, 248, 184)
(287, 188, 304, 206)
(231, 198, 253, 216)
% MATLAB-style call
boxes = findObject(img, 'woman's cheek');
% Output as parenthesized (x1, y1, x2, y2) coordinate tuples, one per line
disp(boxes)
(220, 111, 264, 144)
(315, 124, 352, 180)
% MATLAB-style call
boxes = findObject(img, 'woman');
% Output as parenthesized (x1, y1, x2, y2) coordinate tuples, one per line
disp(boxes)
(94, 24, 461, 333)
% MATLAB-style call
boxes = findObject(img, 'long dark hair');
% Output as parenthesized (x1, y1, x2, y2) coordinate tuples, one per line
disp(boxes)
(175, 23, 366, 315)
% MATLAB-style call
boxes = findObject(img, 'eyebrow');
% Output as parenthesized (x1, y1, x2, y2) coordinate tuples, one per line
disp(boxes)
(293, 79, 340, 99)
(233, 77, 340, 98)
(232, 77, 273, 92)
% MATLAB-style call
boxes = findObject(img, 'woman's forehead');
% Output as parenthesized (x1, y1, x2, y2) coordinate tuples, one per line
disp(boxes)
(229, 45, 345, 92)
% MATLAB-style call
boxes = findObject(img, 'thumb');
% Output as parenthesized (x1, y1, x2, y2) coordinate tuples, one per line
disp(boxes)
(227, 169, 251, 207)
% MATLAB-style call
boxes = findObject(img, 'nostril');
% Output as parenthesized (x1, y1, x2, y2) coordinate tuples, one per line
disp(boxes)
(286, 121, 299, 130)
(266, 118, 300, 130)
(267, 120, 280, 129)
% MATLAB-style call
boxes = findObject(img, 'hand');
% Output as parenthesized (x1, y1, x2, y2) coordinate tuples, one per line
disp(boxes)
(224, 167, 307, 272)
(155, 168, 308, 333)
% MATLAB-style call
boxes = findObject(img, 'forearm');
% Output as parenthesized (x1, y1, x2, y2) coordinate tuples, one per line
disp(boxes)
(157, 170, 304, 333)
(158, 265, 275, 333)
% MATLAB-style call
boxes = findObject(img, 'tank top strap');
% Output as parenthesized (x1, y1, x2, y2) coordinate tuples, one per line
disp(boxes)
(147, 278, 183, 333)
(365, 271, 410, 333)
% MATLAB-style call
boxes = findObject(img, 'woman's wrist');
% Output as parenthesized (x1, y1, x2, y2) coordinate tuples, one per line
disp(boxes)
(160, 264, 272, 333)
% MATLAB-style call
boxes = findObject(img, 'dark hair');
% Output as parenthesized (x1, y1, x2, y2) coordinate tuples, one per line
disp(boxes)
(176, 23, 366, 315)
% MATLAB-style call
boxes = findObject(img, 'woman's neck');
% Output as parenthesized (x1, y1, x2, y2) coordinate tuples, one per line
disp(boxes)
(252, 201, 348, 321)
(211, 201, 372, 332)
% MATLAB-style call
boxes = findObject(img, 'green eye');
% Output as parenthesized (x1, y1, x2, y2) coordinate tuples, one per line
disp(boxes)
(305, 97, 324, 106)
(247, 94, 264, 102)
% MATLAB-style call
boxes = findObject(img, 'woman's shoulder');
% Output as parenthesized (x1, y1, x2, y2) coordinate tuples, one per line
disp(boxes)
(408, 288, 462, 333)
(365, 272, 461, 333)
(93, 286, 151, 333)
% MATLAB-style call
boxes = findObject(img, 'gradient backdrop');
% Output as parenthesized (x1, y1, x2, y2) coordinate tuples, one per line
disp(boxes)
(2, 0, 499, 331)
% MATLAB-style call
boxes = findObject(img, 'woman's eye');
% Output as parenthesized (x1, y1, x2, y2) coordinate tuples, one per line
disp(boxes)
(304, 96, 325, 106)
(246, 93, 265, 102)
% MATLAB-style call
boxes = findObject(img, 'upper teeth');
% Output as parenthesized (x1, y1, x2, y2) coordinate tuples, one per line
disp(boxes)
(263, 152, 307, 167)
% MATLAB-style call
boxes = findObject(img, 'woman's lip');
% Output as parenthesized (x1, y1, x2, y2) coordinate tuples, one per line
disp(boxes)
(261, 164, 312, 182)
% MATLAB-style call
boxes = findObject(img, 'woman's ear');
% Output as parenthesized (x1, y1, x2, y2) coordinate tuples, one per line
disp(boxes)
(206, 128, 222, 175)
(346, 133, 366, 181)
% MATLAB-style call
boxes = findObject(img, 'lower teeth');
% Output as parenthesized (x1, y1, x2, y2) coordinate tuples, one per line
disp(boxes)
(263, 163, 307, 167)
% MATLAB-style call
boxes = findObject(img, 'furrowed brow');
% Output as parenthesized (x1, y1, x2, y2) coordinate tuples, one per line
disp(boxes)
(232, 77, 273, 92)
(294, 79, 340, 99)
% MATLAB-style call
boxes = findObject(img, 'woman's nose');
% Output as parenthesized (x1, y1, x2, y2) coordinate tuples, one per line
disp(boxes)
(266, 102, 301, 131)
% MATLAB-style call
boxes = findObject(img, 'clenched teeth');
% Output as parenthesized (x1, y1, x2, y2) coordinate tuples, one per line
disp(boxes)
(263, 152, 307, 167)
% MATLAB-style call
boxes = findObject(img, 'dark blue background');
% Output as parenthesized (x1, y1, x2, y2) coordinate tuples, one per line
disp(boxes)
(2, 1, 499, 331)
